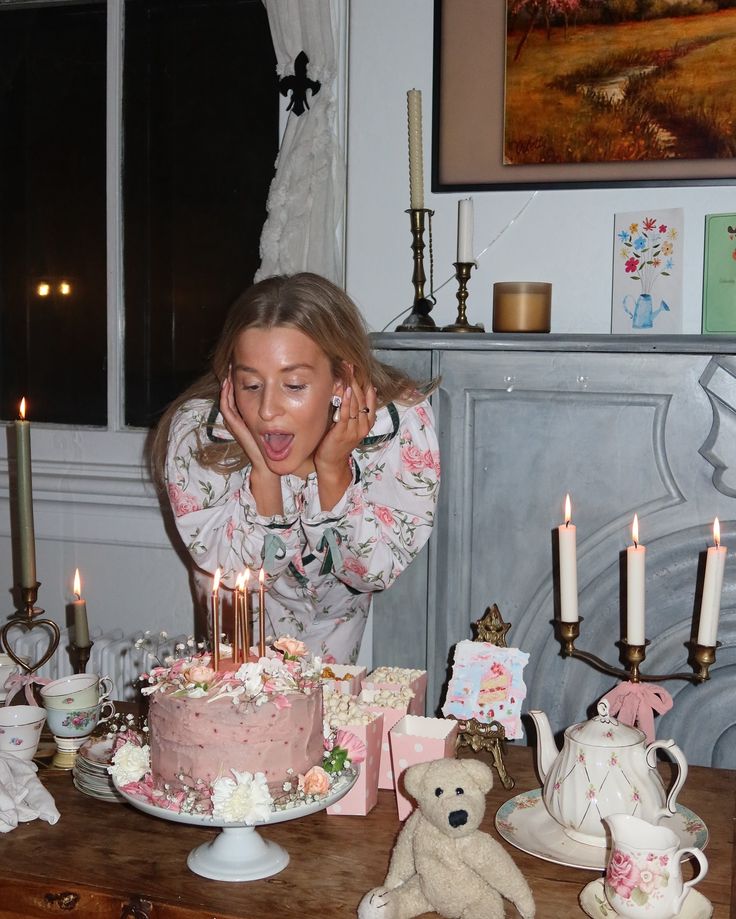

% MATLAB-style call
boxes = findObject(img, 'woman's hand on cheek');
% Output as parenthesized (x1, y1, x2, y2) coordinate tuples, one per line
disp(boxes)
(220, 378, 270, 475)
(314, 381, 377, 494)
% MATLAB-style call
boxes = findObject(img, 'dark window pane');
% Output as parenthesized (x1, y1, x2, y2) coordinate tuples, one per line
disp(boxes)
(123, 0, 278, 427)
(0, 4, 107, 425)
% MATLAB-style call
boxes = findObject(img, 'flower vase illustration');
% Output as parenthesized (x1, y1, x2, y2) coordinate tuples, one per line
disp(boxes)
(619, 217, 676, 329)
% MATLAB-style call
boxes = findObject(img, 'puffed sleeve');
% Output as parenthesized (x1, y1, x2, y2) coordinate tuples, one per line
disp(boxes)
(300, 399, 440, 592)
(164, 399, 302, 586)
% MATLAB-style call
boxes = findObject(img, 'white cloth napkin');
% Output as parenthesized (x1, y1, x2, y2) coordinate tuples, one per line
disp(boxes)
(0, 752, 60, 833)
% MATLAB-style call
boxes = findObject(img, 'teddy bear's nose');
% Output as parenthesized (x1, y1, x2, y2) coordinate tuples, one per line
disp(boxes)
(448, 809, 468, 828)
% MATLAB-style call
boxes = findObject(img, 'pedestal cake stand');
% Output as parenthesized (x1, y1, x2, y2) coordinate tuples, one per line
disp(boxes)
(114, 770, 358, 882)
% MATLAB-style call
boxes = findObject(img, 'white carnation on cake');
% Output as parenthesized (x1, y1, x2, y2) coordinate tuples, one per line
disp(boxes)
(211, 769, 273, 823)
(108, 741, 150, 785)
(234, 662, 265, 698)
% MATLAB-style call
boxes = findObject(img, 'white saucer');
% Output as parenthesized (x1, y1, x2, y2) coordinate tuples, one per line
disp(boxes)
(579, 878, 713, 918)
(495, 788, 708, 871)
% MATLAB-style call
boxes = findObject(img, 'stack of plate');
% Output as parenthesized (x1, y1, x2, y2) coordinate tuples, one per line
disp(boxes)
(73, 736, 126, 803)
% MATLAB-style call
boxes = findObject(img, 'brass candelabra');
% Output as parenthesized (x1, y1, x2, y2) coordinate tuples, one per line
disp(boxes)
(443, 262, 485, 333)
(396, 208, 436, 332)
(555, 617, 719, 684)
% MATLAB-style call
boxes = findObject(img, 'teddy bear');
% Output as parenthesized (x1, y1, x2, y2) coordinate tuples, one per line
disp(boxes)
(357, 758, 535, 919)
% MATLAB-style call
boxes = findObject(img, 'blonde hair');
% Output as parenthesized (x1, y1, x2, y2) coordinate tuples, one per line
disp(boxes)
(149, 273, 433, 489)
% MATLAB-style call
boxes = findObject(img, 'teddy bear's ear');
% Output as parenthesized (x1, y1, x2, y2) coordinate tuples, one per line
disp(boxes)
(457, 759, 494, 794)
(403, 761, 433, 801)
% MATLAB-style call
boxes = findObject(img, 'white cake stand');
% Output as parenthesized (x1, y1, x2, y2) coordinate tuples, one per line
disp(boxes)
(114, 770, 358, 882)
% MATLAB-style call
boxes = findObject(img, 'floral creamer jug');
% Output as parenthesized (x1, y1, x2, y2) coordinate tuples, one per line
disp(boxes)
(529, 700, 688, 847)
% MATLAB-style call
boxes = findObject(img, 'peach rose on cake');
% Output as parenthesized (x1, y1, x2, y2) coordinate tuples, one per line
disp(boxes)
(299, 765, 331, 796)
(186, 663, 217, 686)
(273, 636, 308, 660)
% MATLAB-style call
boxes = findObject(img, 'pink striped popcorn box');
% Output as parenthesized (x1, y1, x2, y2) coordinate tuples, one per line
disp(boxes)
(389, 715, 459, 821)
(320, 664, 366, 697)
(326, 712, 384, 816)
(360, 689, 411, 790)
(362, 669, 427, 716)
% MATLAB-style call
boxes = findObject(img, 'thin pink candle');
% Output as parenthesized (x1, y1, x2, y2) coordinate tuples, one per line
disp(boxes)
(626, 515, 646, 645)
(211, 568, 221, 671)
(558, 494, 578, 624)
(258, 567, 266, 658)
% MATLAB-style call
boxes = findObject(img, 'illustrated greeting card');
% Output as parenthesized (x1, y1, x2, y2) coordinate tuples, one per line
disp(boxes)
(611, 209, 684, 334)
(441, 641, 529, 739)
(702, 213, 736, 334)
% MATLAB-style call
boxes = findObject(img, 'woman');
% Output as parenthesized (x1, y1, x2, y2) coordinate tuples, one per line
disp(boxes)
(152, 273, 439, 662)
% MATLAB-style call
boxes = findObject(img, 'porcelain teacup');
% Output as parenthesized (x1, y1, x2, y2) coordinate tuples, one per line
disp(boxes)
(0, 704, 47, 760)
(40, 674, 113, 710)
(604, 814, 708, 919)
(44, 698, 115, 739)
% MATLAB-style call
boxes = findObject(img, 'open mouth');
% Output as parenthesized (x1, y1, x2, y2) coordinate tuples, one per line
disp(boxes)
(261, 431, 294, 462)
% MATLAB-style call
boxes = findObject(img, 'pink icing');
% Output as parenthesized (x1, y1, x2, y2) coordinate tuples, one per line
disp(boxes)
(149, 686, 323, 793)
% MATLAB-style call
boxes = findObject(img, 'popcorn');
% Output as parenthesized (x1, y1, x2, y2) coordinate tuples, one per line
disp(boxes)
(366, 666, 423, 685)
(323, 690, 376, 727)
(359, 685, 414, 708)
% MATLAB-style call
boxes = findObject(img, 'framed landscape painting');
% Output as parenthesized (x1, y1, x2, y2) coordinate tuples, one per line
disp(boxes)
(432, 0, 736, 191)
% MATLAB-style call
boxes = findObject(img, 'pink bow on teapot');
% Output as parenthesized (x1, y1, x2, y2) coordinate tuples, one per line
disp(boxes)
(4, 672, 50, 706)
(602, 681, 673, 743)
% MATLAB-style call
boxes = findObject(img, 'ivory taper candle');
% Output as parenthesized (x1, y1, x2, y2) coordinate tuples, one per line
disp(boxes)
(559, 494, 578, 623)
(626, 514, 646, 645)
(407, 89, 424, 210)
(457, 198, 474, 263)
(697, 517, 727, 646)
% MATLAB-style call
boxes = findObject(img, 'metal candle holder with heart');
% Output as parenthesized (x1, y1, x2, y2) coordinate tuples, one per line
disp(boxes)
(1, 582, 61, 679)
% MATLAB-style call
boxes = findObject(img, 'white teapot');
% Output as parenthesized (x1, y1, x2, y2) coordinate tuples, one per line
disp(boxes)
(529, 700, 688, 847)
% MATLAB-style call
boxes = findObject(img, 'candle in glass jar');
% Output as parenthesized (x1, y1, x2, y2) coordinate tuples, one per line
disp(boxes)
(697, 517, 727, 647)
(407, 89, 424, 210)
(258, 567, 266, 658)
(457, 198, 474, 263)
(211, 568, 221, 671)
(72, 568, 90, 647)
(15, 398, 37, 589)
(626, 514, 646, 645)
(558, 494, 578, 623)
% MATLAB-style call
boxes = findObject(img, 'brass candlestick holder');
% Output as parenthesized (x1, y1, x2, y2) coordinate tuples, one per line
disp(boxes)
(0, 581, 60, 676)
(396, 208, 436, 332)
(443, 262, 485, 333)
(555, 617, 719, 684)
(73, 641, 94, 674)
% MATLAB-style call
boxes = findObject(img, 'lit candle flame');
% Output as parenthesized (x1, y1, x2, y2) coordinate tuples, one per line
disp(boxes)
(714, 517, 720, 548)
(19, 398, 26, 420)
(564, 493, 572, 526)
(212, 567, 221, 594)
(259, 567, 265, 586)
(632, 514, 639, 548)
(235, 571, 245, 591)
(73, 568, 82, 599)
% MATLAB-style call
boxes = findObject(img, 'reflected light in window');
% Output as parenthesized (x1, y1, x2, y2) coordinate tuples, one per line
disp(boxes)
(59, 281, 71, 296)
(36, 282, 51, 297)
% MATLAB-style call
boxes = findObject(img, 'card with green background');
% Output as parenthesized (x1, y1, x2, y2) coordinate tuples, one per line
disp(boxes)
(702, 214, 736, 334)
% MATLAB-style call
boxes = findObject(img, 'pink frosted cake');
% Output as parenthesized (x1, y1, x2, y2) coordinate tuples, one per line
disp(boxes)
(144, 647, 323, 794)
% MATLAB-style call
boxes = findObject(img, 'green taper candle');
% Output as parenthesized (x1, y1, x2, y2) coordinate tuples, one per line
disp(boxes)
(15, 398, 37, 589)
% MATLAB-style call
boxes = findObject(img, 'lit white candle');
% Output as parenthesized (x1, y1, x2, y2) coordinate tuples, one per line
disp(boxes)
(211, 568, 221, 671)
(15, 398, 37, 589)
(72, 568, 90, 647)
(626, 514, 646, 645)
(407, 89, 424, 210)
(457, 198, 474, 263)
(258, 567, 266, 658)
(697, 518, 727, 647)
(559, 494, 578, 623)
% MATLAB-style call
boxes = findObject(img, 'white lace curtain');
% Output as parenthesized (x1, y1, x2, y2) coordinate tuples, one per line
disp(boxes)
(255, 0, 344, 285)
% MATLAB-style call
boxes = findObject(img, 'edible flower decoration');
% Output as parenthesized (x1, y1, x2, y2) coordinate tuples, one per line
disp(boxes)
(322, 728, 367, 774)
(211, 769, 273, 823)
(273, 635, 308, 660)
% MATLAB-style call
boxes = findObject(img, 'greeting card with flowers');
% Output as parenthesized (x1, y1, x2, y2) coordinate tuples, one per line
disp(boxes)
(702, 213, 736, 334)
(611, 209, 684, 334)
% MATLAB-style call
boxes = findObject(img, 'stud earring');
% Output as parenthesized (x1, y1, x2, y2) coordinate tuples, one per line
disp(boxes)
(331, 394, 342, 422)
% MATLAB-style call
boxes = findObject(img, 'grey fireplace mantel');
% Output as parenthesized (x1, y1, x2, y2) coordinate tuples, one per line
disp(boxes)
(369, 333, 736, 768)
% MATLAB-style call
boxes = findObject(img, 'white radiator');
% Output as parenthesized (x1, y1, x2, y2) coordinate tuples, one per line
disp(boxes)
(3, 628, 189, 700)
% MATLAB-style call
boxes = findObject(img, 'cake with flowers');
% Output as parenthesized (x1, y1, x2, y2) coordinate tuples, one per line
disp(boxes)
(107, 636, 368, 821)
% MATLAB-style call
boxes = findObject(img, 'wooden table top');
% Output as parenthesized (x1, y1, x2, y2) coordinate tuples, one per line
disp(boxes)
(0, 743, 733, 919)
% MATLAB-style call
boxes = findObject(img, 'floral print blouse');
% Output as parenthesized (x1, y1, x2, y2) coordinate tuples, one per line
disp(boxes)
(165, 397, 440, 663)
